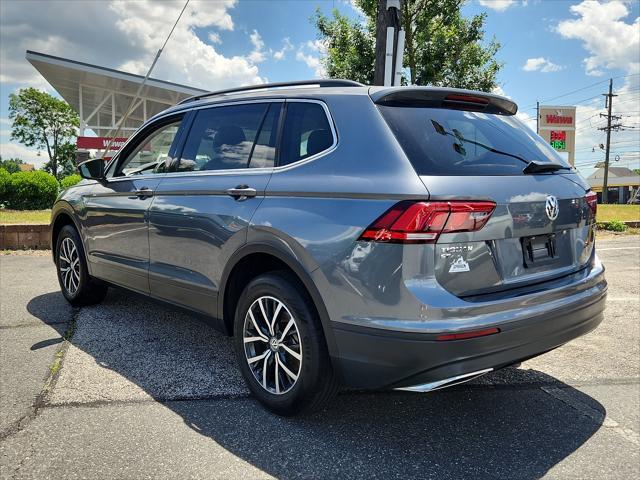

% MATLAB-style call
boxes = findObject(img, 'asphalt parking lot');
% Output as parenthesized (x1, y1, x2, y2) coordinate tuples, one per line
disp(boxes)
(1, 236, 638, 479)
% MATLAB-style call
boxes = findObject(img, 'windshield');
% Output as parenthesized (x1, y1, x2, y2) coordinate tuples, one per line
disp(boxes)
(378, 106, 571, 176)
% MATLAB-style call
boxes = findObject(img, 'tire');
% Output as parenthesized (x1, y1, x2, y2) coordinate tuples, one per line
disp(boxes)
(233, 271, 338, 416)
(55, 225, 108, 306)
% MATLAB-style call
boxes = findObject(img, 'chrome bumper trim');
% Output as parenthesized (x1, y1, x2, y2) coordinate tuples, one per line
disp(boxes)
(394, 368, 493, 393)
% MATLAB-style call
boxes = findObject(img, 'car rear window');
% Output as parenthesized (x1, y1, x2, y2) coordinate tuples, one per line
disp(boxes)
(378, 106, 570, 176)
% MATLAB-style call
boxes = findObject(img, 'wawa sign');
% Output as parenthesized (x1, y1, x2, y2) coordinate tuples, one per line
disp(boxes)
(76, 137, 128, 151)
(538, 106, 577, 165)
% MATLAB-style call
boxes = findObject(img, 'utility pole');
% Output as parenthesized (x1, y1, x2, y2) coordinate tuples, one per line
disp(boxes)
(598, 79, 621, 204)
(374, 0, 404, 86)
(536, 101, 539, 134)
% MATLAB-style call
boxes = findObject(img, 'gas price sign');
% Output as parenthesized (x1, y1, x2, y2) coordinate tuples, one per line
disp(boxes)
(550, 130, 566, 150)
(539, 106, 576, 165)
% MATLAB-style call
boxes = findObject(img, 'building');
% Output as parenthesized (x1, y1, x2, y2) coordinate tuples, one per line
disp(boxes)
(588, 166, 640, 204)
(25, 50, 207, 161)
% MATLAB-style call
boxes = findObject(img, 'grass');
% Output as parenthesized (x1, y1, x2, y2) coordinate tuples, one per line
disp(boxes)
(0, 204, 638, 227)
(597, 204, 640, 222)
(0, 209, 51, 224)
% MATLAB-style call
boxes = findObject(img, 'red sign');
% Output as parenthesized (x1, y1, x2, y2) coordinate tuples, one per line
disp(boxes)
(550, 131, 566, 141)
(76, 137, 128, 150)
(545, 114, 573, 125)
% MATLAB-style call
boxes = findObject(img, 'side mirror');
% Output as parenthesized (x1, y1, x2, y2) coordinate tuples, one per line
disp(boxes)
(78, 158, 105, 181)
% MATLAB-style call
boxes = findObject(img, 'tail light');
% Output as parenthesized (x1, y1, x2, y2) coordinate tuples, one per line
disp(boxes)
(585, 190, 597, 217)
(359, 200, 496, 244)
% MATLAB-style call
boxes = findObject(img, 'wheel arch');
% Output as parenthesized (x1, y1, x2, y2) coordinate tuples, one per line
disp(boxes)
(218, 242, 338, 357)
(50, 202, 85, 262)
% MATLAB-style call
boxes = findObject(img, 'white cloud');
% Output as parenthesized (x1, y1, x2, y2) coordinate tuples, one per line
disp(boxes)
(492, 85, 510, 98)
(478, 0, 516, 12)
(556, 1, 640, 76)
(0, 1, 144, 88)
(207, 32, 222, 44)
(296, 52, 324, 78)
(0, 142, 47, 167)
(110, 1, 264, 89)
(522, 57, 564, 73)
(295, 40, 327, 77)
(247, 29, 266, 63)
(516, 110, 536, 131)
(273, 38, 293, 61)
(1, 0, 265, 94)
(304, 40, 325, 54)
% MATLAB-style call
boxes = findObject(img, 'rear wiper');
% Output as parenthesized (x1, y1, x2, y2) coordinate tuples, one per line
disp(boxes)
(431, 121, 530, 165)
(523, 161, 572, 175)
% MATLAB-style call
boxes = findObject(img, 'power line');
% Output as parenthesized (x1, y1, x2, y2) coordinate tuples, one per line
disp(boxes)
(98, 0, 191, 159)
(522, 73, 640, 110)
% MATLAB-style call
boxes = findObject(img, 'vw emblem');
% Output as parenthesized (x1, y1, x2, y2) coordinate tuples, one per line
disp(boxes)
(545, 195, 559, 221)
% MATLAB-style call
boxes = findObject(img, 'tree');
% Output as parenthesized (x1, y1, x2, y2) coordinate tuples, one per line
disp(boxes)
(9, 88, 79, 179)
(314, 0, 502, 92)
(0, 156, 25, 174)
(314, 9, 375, 85)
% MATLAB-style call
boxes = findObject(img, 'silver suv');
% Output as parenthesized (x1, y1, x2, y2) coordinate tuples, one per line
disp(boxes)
(51, 80, 607, 415)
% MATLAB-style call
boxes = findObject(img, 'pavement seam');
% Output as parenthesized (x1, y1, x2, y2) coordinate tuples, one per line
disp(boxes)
(33, 376, 640, 410)
(541, 386, 640, 447)
(0, 322, 69, 330)
(44, 393, 254, 409)
(0, 307, 78, 442)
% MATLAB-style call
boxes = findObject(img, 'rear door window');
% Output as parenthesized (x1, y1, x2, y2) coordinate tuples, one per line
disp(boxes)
(378, 106, 570, 176)
(178, 102, 280, 172)
(279, 102, 334, 166)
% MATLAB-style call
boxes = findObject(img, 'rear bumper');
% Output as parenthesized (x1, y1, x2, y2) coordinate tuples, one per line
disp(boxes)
(330, 263, 607, 389)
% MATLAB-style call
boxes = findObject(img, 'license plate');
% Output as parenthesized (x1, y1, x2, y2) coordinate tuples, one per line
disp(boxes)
(522, 234, 558, 267)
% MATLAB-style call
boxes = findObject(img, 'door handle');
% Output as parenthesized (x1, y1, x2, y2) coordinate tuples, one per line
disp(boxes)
(131, 187, 154, 198)
(226, 185, 257, 201)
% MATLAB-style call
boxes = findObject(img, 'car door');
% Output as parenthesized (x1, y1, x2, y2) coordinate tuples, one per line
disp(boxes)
(148, 100, 282, 316)
(83, 114, 186, 294)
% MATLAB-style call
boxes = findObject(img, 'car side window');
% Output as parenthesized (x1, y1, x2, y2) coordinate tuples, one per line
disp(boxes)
(115, 120, 182, 177)
(178, 103, 279, 172)
(279, 102, 334, 167)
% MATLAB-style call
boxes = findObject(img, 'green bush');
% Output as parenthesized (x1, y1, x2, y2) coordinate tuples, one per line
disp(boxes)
(4, 170, 59, 210)
(0, 168, 10, 208)
(597, 219, 628, 232)
(60, 173, 82, 190)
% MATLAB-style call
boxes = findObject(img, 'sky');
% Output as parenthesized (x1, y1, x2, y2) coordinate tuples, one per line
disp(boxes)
(0, 0, 638, 177)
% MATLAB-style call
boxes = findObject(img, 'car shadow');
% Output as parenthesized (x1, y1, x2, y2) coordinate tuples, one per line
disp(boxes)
(28, 289, 605, 479)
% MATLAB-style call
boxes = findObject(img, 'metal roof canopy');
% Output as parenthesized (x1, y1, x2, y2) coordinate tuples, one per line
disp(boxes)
(25, 50, 207, 139)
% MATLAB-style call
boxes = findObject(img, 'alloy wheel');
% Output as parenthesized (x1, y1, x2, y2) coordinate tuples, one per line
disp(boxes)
(243, 295, 303, 395)
(59, 237, 80, 295)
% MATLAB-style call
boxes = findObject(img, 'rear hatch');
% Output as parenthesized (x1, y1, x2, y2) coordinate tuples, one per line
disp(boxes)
(373, 87, 597, 298)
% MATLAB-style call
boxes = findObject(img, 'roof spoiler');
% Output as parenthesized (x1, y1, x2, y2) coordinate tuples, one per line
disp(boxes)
(370, 87, 518, 115)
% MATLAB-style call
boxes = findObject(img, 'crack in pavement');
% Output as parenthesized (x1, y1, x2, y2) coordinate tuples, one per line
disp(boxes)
(0, 309, 78, 441)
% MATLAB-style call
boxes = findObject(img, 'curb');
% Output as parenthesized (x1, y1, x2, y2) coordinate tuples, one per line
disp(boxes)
(0, 224, 50, 250)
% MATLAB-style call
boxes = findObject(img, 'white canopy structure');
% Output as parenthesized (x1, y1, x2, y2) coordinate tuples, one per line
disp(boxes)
(25, 50, 207, 139)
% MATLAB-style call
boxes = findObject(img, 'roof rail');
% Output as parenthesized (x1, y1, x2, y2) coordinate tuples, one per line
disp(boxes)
(177, 79, 364, 105)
